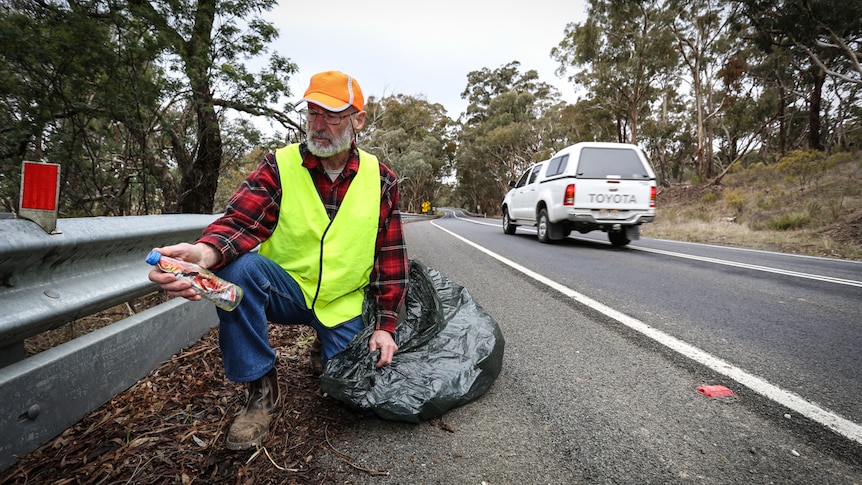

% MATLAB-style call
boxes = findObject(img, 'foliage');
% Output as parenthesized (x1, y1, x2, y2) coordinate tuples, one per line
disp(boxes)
(2, 0, 861, 218)
(454, 62, 560, 214)
(0, 0, 298, 216)
(360, 94, 455, 214)
(0, 1, 163, 215)
(741, 0, 862, 86)
(213, 124, 285, 210)
(551, 0, 678, 144)
(668, 0, 747, 180)
(701, 192, 718, 203)
(771, 149, 830, 191)
(741, 0, 862, 153)
(639, 90, 697, 185)
(768, 211, 810, 230)
(722, 187, 747, 214)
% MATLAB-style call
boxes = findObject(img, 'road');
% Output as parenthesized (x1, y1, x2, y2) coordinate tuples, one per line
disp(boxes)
(317, 210, 862, 484)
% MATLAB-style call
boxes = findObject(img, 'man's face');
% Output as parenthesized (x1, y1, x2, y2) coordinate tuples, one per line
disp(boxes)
(306, 104, 354, 158)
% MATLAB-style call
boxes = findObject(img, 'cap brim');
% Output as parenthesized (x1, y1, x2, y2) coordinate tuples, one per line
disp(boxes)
(301, 93, 352, 112)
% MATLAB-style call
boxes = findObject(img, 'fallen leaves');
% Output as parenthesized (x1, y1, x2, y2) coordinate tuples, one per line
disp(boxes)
(0, 324, 356, 484)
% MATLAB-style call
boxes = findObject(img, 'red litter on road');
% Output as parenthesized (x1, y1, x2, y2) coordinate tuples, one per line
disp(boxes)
(697, 385, 736, 399)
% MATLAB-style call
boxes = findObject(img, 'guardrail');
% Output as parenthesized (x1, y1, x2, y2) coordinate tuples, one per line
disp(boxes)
(401, 212, 440, 223)
(0, 214, 221, 471)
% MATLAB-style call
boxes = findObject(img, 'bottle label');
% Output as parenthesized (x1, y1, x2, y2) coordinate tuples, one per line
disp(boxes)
(175, 273, 238, 303)
(148, 251, 241, 310)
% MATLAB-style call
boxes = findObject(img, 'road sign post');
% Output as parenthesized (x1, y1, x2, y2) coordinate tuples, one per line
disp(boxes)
(19, 161, 61, 234)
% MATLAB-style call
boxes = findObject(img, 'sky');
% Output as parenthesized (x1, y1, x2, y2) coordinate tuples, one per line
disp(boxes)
(260, 0, 588, 121)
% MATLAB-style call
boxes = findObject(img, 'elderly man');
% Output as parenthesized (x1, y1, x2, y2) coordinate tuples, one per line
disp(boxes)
(149, 71, 408, 450)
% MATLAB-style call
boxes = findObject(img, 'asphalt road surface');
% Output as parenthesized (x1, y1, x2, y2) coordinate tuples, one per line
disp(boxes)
(317, 210, 862, 484)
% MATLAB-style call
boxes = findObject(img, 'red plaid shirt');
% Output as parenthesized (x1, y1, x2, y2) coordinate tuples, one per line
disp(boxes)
(197, 143, 408, 334)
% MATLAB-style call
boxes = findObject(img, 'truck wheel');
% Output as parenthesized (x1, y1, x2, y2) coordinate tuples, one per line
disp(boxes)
(608, 230, 630, 247)
(503, 208, 517, 235)
(537, 209, 552, 243)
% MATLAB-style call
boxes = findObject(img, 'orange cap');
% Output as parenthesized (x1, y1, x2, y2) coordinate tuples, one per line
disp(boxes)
(301, 71, 364, 112)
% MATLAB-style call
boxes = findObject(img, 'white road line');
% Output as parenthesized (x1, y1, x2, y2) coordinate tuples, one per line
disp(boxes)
(444, 210, 862, 289)
(633, 245, 862, 288)
(430, 220, 862, 446)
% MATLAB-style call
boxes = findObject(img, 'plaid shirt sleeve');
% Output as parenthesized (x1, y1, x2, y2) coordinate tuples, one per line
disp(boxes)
(197, 146, 408, 335)
(197, 152, 281, 267)
(370, 161, 409, 334)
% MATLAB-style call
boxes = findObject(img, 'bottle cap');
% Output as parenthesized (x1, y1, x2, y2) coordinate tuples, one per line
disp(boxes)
(145, 250, 163, 265)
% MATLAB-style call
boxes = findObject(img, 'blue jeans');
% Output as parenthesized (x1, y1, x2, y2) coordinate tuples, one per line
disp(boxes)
(214, 253, 365, 383)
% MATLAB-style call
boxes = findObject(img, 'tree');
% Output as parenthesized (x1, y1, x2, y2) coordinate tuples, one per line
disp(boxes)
(741, 0, 862, 151)
(455, 62, 560, 215)
(0, 0, 169, 215)
(126, 0, 298, 213)
(551, 0, 678, 144)
(0, 0, 300, 216)
(460, 61, 557, 124)
(361, 94, 455, 213)
(213, 120, 286, 210)
(536, 99, 617, 151)
(668, 0, 742, 180)
(639, 87, 695, 186)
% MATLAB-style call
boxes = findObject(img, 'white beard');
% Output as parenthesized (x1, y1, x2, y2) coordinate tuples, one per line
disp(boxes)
(307, 124, 353, 158)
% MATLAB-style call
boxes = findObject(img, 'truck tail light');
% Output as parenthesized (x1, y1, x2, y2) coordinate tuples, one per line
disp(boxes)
(564, 184, 575, 206)
(650, 186, 656, 208)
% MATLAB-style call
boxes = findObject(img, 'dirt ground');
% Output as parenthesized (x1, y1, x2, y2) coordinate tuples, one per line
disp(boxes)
(0, 318, 373, 484)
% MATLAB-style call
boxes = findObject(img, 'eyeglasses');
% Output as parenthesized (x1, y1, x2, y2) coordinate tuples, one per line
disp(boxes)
(306, 110, 353, 125)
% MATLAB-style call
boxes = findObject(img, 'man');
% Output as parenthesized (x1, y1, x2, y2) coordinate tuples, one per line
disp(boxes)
(148, 71, 408, 450)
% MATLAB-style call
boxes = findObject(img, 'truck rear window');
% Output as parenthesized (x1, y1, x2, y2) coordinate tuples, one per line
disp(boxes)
(577, 148, 650, 180)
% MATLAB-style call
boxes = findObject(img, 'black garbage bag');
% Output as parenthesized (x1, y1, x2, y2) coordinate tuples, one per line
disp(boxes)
(320, 259, 505, 423)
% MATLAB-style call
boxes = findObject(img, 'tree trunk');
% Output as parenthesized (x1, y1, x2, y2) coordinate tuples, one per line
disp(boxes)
(778, 85, 787, 156)
(178, 0, 222, 214)
(179, 103, 222, 214)
(690, 58, 708, 181)
(808, 64, 825, 151)
(704, 83, 714, 180)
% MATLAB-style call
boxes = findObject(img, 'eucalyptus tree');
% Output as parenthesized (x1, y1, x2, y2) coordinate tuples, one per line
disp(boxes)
(638, 87, 695, 186)
(741, 0, 862, 151)
(212, 118, 287, 210)
(551, 0, 678, 144)
(824, 79, 862, 149)
(455, 62, 559, 215)
(0, 0, 299, 217)
(126, 0, 299, 213)
(360, 94, 455, 213)
(0, 0, 166, 215)
(537, 98, 617, 152)
(667, 0, 744, 180)
(741, 0, 861, 86)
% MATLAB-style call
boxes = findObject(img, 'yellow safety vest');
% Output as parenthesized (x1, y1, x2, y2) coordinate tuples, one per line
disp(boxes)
(259, 144, 380, 326)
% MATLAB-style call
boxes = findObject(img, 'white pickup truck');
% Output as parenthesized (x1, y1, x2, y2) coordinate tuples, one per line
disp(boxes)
(501, 142, 656, 246)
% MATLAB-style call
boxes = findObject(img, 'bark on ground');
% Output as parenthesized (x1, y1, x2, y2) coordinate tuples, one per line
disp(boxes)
(0, 322, 365, 484)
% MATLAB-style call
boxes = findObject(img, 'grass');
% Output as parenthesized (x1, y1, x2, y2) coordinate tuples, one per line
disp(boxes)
(641, 150, 862, 261)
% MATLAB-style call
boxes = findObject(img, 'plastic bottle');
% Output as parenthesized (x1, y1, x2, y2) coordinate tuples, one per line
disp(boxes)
(145, 250, 243, 311)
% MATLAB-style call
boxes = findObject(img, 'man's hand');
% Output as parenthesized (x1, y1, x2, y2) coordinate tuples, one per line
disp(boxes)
(148, 242, 219, 301)
(368, 330, 398, 368)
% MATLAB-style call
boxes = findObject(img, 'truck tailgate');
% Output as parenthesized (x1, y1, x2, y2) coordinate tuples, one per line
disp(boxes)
(574, 179, 654, 217)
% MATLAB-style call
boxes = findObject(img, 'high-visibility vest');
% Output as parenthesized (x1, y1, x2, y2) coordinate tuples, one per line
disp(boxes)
(259, 144, 380, 327)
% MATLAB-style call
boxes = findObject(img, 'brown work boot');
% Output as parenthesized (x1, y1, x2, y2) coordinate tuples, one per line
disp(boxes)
(309, 336, 324, 375)
(226, 368, 281, 450)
